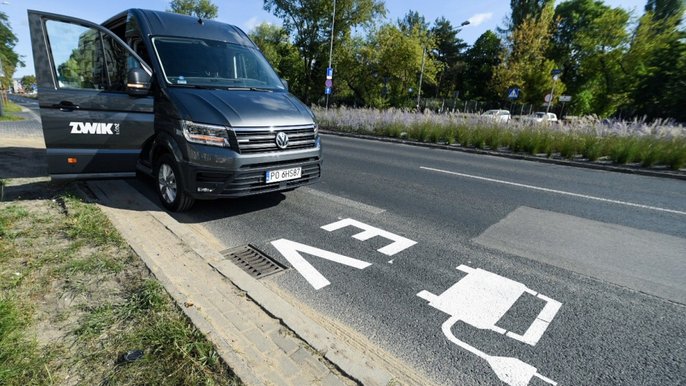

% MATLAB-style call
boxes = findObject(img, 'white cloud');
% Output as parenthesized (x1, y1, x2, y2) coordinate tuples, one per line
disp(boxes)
(467, 12, 494, 27)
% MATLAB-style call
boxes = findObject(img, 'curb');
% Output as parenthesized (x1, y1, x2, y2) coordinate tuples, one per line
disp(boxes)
(321, 130, 686, 181)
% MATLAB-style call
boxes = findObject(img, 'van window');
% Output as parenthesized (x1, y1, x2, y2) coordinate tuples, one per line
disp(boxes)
(152, 37, 284, 90)
(45, 20, 142, 91)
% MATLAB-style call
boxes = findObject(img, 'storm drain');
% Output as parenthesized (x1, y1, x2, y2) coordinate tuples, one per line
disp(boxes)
(220, 244, 287, 279)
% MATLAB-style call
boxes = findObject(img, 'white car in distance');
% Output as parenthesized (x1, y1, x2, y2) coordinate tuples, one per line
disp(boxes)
(527, 112, 558, 123)
(481, 109, 511, 123)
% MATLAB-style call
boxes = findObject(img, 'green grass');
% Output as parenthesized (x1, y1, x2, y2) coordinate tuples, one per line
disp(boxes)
(0, 298, 53, 385)
(0, 194, 240, 386)
(60, 195, 124, 247)
(0, 102, 24, 121)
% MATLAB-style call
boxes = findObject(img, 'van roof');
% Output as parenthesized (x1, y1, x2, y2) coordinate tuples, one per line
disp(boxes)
(104, 9, 255, 47)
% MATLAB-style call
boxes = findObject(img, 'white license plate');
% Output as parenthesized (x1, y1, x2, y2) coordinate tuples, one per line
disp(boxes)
(265, 167, 302, 183)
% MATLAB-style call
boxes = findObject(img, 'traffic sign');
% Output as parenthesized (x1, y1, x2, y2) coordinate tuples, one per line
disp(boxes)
(326, 67, 333, 80)
(559, 95, 572, 102)
(507, 87, 520, 100)
(544, 94, 552, 103)
(325, 87, 332, 95)
(551, 69, 562, 76)
(325, 79, 333, 88)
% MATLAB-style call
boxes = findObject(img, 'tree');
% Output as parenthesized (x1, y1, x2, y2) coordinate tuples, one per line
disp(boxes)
(263, 0, 385, 104)
(351, 23, 439, 107)
(500, 0, 554, 34)
(623, 8, 686, 120)
(397, 10, 428, 35)
(168, 0, 218, 19)
(644, 0, 685, 21)
(494, 3, 564, 106)
(551, 0, 630, 116)
(430, 17, 468, 98)
(463, 30, 502, 101)
(0, 11, 21, 90)
(20, 75, 36, 91)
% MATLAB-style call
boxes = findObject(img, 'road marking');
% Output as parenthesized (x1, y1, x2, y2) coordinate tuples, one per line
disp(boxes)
(271, 239, 371, 290)
(300, 187, 385, 215)
(418, 265, 560, 385)
(420, 166, 686, 216)
(322, 218, 417, 256)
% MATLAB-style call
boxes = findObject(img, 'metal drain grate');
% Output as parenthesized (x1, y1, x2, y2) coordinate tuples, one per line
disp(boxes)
(220, 244, 287, 279)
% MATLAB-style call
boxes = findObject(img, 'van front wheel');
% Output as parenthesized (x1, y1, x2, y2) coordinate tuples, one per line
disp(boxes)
(155, 154, 195, 212)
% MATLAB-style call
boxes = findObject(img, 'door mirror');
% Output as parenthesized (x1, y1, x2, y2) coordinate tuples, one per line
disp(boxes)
(280, 78, 289, 91)
(127, 68, 151, 96)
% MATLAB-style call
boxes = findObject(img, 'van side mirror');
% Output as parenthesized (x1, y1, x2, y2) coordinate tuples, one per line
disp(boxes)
(280, 78, 289, 91)
(127, 68, 151, 96)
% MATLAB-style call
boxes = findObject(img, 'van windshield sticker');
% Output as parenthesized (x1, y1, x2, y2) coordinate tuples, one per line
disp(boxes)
(177, 76, 187, 85)
(69, 122, 120, 135)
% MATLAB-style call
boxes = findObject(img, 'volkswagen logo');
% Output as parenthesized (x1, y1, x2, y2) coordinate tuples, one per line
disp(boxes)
(275, 131, 289, 149)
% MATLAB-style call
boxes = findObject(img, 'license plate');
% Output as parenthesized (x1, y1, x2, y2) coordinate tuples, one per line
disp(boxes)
(265, 167, 302, 183)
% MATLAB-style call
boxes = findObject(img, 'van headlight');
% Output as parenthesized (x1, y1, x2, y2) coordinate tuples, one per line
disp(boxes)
(313, 123, 319, 139)
(181, 121, 230, 147)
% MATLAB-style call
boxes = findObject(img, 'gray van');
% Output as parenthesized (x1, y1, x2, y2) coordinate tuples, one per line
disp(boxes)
(28, 9, 322, 211)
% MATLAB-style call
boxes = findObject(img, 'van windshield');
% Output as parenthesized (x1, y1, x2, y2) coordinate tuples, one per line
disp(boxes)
(152, 37, 285, 90)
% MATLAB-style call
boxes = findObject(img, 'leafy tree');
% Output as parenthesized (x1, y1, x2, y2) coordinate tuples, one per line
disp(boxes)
(397, 10, 429, 35)
(263, 0, 385, 104)
(552, 0, 630, 116)
(249, 23, 303, 85)
(361, 23, 439, 107)
(463, 30, 502, 101)
(644, 0, 685, 21)
(500, 0, 554, 33)
(19, 75, 36, 91)
(624, 9, 686, 120)
(168, 0, 218, 19)
(494, 3, 564, 106)
(430, 17, 468, 98)
(0, 11, 21, 90)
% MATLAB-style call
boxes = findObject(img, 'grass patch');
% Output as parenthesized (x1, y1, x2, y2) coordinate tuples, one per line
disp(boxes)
(60, 195, 124, 247)
(0, 298, 52, 384)
(0, 102, 24, 121)
(0, 193, 240, 385)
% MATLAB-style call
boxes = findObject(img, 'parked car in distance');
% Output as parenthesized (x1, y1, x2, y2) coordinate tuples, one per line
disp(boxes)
(526, 112, 558, 123)
(481, 109, 511, 123)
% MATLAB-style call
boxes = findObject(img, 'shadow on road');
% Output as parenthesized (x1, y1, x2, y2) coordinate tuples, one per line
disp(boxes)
(0, 146, 47, 179)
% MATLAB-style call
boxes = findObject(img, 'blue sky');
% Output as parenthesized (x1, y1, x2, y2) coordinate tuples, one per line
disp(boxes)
(5, 0, 646, 78)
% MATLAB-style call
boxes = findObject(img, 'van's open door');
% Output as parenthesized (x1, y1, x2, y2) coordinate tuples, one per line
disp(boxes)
(28, 10, 154, 179)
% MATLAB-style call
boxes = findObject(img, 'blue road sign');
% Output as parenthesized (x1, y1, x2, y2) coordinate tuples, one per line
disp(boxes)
(325, 87, 332, 95)
(507, 87, 520, 99)
(551, 69, 562, 76)
(326, 67, 333, 79)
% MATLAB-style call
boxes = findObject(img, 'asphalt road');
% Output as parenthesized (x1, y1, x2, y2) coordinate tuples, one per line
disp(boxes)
(133, 134, 684, 385)
(12, 93, 685, 384)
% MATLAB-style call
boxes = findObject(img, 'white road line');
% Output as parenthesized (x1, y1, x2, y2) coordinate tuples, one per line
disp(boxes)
(420, 166, 686, 216)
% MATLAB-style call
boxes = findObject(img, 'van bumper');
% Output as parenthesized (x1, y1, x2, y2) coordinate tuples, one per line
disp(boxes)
(180, 143, 322, 199)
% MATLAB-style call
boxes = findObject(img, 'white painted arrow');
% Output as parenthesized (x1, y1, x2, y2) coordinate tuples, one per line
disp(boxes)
(271, 239, 372, 290)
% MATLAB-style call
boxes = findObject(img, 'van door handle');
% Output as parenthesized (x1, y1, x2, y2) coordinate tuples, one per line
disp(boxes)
(53, 101, 80, 112)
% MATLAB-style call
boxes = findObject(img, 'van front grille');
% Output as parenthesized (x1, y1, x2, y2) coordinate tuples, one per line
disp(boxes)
(233, 124, 317, 154)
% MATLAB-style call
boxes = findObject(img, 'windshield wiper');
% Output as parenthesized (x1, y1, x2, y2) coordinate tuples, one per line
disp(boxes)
(225, 86, 273, 92)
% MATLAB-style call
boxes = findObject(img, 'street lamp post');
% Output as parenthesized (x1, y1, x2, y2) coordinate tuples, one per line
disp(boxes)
(326, 0, 336, 111)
